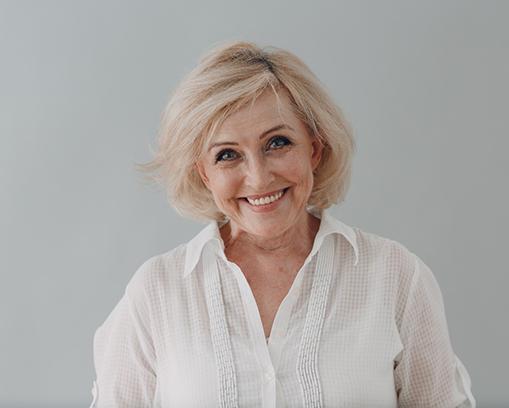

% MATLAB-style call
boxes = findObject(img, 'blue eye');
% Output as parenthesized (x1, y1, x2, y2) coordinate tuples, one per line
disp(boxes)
(214, 136, 291, 164)
(267, 136, 291, 150)
(215, 149, 238, 163)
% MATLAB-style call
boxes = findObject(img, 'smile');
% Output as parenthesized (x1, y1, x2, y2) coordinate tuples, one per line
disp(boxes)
(242, 188, 288, 206)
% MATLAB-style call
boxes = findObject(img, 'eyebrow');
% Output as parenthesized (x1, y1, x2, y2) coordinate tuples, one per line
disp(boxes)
(207, 124, 294, 152)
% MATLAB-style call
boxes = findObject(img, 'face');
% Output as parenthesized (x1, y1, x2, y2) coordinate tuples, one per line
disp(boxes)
(195, 88, 323, 238)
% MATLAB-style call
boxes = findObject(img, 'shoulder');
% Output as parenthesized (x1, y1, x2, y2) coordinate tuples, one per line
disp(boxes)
(124, 220, 217, 298)
(125, 244, 188, 301)
(350, 227, 430, 299)
(352, 227, 444, 319)
(354, 227, 418, 271)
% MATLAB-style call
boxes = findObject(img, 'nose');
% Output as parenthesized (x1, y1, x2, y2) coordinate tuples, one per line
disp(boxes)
(244, 153, 275, 192)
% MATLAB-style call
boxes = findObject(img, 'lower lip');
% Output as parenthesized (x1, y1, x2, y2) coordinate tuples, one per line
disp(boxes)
(241, 188, 289, 213)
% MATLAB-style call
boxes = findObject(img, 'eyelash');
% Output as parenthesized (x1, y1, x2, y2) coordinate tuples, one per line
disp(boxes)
(214, 136, 292, 164)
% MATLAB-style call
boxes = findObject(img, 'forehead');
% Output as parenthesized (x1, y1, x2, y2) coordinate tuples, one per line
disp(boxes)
(216, 88, 298, 137)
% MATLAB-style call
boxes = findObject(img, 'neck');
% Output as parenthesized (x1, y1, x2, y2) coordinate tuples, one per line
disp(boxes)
(220, 210, 321, 259)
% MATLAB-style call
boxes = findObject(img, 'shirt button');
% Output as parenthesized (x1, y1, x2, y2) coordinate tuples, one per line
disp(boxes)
(265, 371, 274, 381)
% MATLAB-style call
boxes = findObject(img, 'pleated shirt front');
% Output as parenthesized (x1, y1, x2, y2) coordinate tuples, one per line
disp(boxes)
(90, 208, 476, 407)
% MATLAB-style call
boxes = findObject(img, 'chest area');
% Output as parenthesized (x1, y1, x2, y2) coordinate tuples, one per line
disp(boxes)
(235, 260, 299, 337)
(156, 261, 402, 407)
(157, 282, 401, 408)
(250, 282, 290, 337)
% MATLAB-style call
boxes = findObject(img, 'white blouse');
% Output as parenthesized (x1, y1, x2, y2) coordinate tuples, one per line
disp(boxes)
(89, 208, 476, 407)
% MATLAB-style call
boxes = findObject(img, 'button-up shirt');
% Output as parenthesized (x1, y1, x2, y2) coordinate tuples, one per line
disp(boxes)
(89, 208, 476, 407)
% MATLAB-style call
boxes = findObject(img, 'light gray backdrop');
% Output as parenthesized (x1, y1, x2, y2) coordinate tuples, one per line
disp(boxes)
(1, 1, 507, 407)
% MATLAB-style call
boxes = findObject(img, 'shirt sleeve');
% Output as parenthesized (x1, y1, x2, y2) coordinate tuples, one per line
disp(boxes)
(394, 255, 476, 408)
(89, 277, 158, 408)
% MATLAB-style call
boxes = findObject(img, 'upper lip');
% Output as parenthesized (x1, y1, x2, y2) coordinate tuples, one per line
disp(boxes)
(244, 188, 286, 200)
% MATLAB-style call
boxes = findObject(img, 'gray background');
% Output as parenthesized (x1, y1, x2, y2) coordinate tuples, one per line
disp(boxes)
(1, 1, 507, 407)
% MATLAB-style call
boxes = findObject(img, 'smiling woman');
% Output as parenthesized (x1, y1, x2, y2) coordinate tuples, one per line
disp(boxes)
(135, 42, 355, 226)
(89, 40, 476, 407)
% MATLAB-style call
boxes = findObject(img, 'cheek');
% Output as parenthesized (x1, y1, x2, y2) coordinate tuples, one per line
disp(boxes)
(208, 171, 242, 201)
(279, 153, 314, 185)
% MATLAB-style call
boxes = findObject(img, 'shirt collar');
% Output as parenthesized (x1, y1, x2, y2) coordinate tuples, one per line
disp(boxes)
(183, 207, 359, 278)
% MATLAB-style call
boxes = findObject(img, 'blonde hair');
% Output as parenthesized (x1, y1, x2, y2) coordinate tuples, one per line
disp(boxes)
(135, 40, 356, 222)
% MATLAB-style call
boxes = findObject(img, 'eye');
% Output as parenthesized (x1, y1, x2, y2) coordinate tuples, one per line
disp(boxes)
(267, 136, 292, 150)
(215, 149, 238, 163)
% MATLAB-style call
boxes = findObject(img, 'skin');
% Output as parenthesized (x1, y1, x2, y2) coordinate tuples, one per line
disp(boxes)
(195, 87, 324, 336)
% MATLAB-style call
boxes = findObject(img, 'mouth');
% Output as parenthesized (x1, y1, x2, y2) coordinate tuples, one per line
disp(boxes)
(239, 187, 289, 207)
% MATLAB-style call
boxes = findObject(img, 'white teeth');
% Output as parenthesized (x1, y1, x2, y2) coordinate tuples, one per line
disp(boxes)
(246, 189, 285, 206)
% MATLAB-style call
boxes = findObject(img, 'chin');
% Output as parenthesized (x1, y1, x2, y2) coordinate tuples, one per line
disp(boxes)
(246, 217, 291, 235)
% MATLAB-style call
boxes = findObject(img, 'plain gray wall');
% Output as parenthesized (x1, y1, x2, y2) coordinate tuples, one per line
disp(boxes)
(1, 0, 507, 406)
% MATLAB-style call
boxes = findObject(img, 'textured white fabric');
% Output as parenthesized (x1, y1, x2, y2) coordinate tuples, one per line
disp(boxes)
(90, 207, 476, 407)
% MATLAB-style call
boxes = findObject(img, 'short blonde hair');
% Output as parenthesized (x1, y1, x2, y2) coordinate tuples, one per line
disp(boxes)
(135, 40, 356, 222)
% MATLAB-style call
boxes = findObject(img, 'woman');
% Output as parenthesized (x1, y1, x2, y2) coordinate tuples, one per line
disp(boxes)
(89, 41, 476, 407)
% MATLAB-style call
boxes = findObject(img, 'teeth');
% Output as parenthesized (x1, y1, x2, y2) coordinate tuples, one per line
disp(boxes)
(246, 189, 285, 206)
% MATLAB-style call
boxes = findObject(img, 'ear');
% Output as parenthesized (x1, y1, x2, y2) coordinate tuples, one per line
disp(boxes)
(310, 137, 324, 172)
(195, 161, 211, 190)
